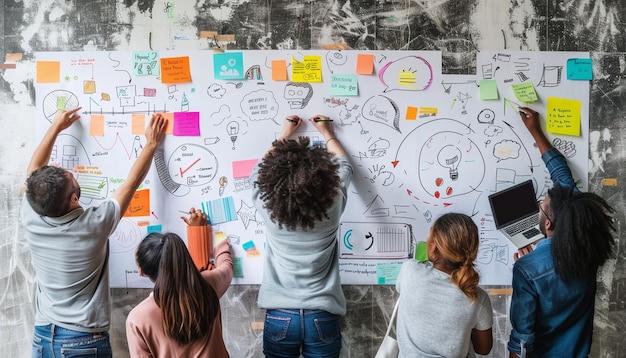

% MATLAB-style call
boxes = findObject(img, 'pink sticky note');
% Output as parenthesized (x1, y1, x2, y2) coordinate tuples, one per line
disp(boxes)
(173, 112, 200, 136)
(232, 159, 259, 178)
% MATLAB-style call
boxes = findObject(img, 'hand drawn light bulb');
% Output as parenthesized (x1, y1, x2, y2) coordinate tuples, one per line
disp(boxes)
(218, 176, 228, 196)
(226, 121, 240, 150)
(437, 145, 462, 181)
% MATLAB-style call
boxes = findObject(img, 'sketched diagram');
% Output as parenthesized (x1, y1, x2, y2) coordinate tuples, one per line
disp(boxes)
(42, 90, 80, 122)
(109, 218, 143, 254)
(394, 118, 486, 201)
(154, 144, 218, 197)
(339, 222, 412, 259)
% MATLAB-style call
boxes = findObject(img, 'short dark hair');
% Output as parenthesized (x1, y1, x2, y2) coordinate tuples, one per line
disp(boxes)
(25, 166, 73, 217)
(549, 183, 615, 281)
(255, 137, 340, 230)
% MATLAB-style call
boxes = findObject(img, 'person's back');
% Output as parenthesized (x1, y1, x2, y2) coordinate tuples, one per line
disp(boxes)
(396, 213, 493, 357)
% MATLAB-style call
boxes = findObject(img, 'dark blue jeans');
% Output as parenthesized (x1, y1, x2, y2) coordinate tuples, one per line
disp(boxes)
(32, 324, 112, 358)
(263, 309, 342, 358)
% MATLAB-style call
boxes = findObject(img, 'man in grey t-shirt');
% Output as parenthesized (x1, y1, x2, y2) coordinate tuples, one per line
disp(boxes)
(22, 107, 166, 357)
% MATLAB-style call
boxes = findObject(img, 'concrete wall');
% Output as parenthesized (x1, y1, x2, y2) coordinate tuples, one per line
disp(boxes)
(1, 1, 625, 356)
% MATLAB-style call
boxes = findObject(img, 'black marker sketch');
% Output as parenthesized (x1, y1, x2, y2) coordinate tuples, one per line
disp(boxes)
(363, 137, 390, 158)
(477, 242, 509, 266)
(440, 79, 478, 94)
(477, 108, 495, 124)
(155, 144, 219, 196)
(241, 89, 279, 122)
(207, 83, 226, 99)
(552, 137, 577, 158)
(323, 97, 360, 125)
(326, 51, 348, 73)
(226, 121, 240, 149)
(245, 65, 262, 80)
(218, 176, 228, 196)
(237, 200, 257, 230)
(361, 95, 400, 132)
(366, 164, 395, 186)
(339, 222, 412, 259)
(108, 52, 131, 83)
(42, 90, 80, 122)
(538, 64, 563, 87)
(363, 194, 389, 218)
(284, 82, 313, 109)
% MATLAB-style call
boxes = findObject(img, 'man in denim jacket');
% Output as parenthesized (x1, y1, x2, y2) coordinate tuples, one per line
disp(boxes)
(507, 108, 615, 357)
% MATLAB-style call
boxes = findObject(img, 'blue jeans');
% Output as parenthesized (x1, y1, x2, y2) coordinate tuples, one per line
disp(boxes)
(32, 324, 112, 358)
(263, 309, 342, 358)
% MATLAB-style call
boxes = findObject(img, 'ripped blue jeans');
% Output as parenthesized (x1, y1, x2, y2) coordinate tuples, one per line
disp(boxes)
(32, 324, 111, 358)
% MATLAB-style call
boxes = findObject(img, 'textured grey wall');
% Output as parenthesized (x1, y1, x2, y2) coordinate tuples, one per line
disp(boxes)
(1, 1, 625, 357)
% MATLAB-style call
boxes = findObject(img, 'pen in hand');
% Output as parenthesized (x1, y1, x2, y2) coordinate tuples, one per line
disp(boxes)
(314, 118, 333, 122)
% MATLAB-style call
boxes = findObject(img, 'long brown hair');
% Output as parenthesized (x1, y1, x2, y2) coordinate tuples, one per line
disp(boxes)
(429, 213, 480, 302)
(136, 232, 220, 345)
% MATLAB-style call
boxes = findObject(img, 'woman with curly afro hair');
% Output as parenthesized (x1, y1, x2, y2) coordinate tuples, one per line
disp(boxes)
(252, 114, 353, 358)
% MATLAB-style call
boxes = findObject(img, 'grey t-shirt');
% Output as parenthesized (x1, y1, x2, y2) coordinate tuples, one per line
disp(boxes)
(21, 197, 120, 332)
(396, 260, 493, 358)
(252, 156, 353, 316)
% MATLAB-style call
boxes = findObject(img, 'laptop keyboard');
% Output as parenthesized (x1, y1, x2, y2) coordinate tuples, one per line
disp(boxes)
(504, 215, 539, 235)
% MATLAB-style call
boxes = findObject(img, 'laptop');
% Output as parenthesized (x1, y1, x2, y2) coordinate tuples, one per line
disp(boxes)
(488, 180, 545, 248)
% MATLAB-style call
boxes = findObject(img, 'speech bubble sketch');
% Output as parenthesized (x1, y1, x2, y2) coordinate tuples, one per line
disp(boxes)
(361, 95, 400, 132)
(493, 139, 521, 162)
(378, 56, 433, 93)
(484, 124, 503, 137)
(240, 89, 279, 121)
(210, 105, 232, 126)
(207, 83, 226, 99)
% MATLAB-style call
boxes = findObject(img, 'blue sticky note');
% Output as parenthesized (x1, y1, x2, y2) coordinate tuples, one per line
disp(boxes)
(330, 74, 358, 96)
(376, 263, 403, 285)
(147, 224, 162, 233)
(567, 58, 592, 80)
(213, 52, 245, 80)
(132, 51, 160, 76)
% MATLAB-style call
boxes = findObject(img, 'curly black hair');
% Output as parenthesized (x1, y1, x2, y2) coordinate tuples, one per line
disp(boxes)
(548, 183, 616, 281)
(255, 137, 340, 230)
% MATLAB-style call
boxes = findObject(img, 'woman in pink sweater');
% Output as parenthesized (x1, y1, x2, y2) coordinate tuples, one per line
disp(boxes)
(126, 208, 233, 357)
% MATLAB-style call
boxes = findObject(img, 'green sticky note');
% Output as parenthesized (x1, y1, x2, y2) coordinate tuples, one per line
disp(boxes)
(233, 257, 243, 277)
(330, 74, 358, 96)
(567, 58, 592, 80)
(479, 79, 499, 100)
(511, 82, 538, 103)
(414, 241, 428, 262)
(376, 263, 402, 285)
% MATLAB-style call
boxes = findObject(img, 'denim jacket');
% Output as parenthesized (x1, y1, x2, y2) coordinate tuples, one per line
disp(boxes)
(508, 148, 595, 357)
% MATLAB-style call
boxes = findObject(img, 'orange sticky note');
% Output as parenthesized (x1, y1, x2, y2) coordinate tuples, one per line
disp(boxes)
(124, 189, 151, 217)
(162, 112, 174, 134)
(406, 106, 418, 120)
(272, 60, 288, 81)
(160, 57, 192, 83)
(89, 115, 105, 136)
(36, 61, 61, 83)
(131, 114, 145, 135)
(356, 54, 375, 75)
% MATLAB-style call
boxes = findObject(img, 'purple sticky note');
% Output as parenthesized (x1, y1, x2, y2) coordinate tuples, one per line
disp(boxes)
(173, 112, 200, 136)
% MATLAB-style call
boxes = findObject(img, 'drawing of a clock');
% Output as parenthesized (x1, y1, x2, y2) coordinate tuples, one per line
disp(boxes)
(167, 144, 218, 187)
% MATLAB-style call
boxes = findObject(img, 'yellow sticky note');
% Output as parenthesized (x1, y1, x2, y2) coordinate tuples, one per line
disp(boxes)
(405, 106, 418, 120)
(546, 96, 581, 136)
(89, 115, 105, 136)
(131, 114, 145, 135)
(511, 82, 538, 103)
(291, 56, 322, 82)
(356, 54, 375, 75)
(272, 60, 288, 81)
(36, 61, 61, 83)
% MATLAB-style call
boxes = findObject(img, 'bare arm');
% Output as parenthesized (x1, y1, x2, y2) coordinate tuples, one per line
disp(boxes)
(309, 114, 347, 157)
(112, 113, 166, 214)
(471, 327, 493, 355)
(518, 107, 552, 155)
(27, 107, 82, 176)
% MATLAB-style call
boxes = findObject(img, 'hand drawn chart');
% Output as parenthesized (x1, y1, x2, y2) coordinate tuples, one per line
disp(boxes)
(34, 50, 589, 286)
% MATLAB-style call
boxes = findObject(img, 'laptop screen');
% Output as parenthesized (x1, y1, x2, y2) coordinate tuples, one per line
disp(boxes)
(488, 180, 538, 228)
